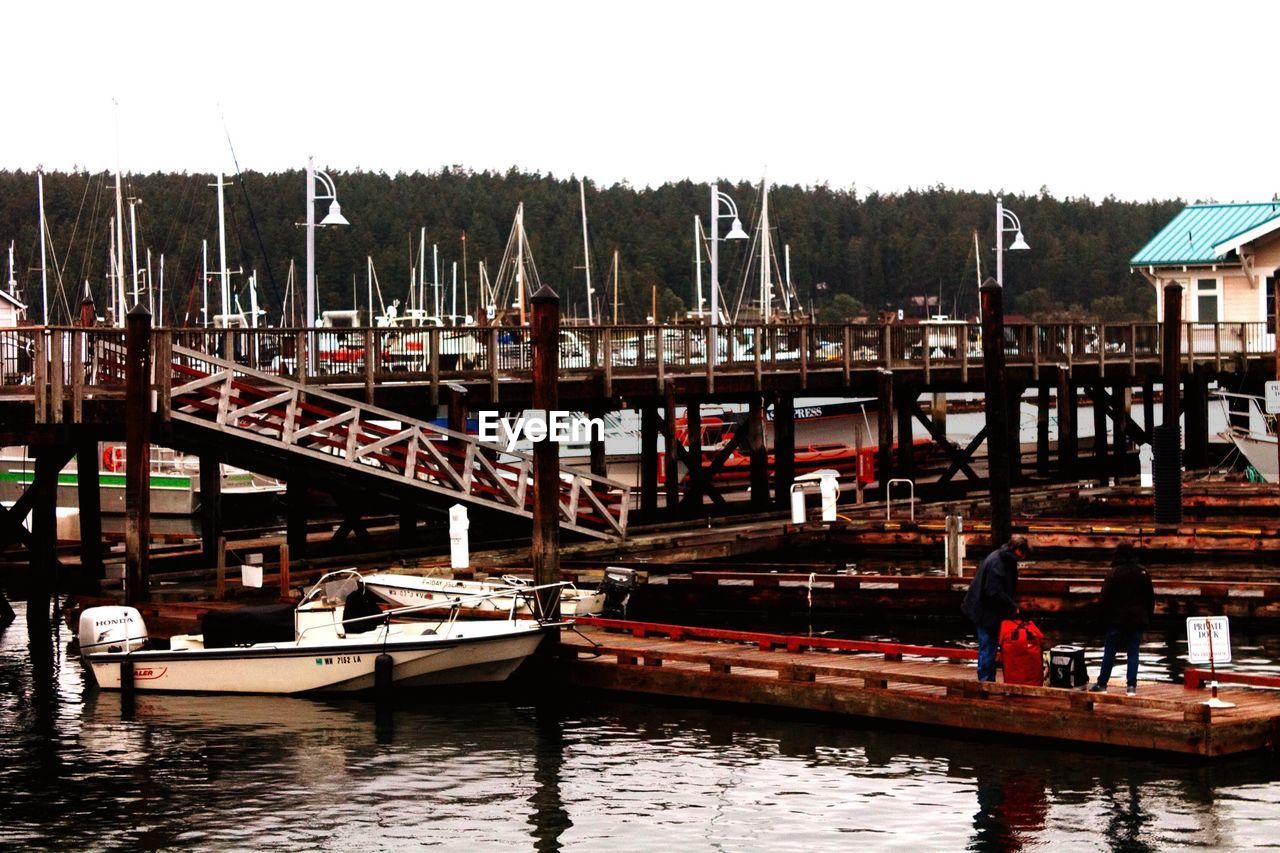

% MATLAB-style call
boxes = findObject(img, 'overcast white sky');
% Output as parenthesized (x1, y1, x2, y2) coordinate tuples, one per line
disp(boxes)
(8, 0, 1277, 202)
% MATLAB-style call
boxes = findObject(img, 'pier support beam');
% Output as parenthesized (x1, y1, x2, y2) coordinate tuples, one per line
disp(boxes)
(287, 471, 309, 562)
(123, 304, 152, 606)
(773, 395, 795, 511)
(76, 434, 104, 583)
(663, 381, 679, 513)
(1091, 384, 1108, 469)
(199, 451, 222, 567)
(1057, 368, 1077, 476)
(588, 401, 608, 478)
(684, 401, 702, 513)
(26, 447, 61, 629)
(1113, 381, 1131, 476)
(931, 392, 947, 441)
(749, 396, 769, 510)
(1036, 383, 1051, 476)
(530, 285, 561, 626)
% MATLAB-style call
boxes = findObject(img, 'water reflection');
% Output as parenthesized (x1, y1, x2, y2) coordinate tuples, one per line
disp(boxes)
(2, 602, 1280, 850)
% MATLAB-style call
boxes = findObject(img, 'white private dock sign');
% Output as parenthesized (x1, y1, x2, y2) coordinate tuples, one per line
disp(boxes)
(1186, 616, 1231, 664)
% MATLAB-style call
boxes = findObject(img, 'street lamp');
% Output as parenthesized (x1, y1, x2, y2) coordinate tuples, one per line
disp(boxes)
(305, 156, 349, 330)
(303, 158, 349, 378)
(709, 182, 749, 328)
(995, 195, 1029, 288)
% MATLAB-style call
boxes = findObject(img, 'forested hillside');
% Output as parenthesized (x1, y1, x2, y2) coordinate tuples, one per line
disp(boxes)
(0, 168, 1180, 325)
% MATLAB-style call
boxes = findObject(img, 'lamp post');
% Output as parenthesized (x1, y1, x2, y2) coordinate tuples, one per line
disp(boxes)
(708, 183, 749, 328)
(994, 196, 1030, 288)
(304, 156, 350, 330)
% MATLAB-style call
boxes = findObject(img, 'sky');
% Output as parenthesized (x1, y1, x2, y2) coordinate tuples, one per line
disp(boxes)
(8, 0, 1279, 203)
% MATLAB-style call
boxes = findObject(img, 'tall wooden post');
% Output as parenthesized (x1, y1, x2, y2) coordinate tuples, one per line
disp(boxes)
(199, 451, 222, 567)
(1183, 373, 1210, 470)
(1007, 385, 1024, 486)
(931, 392, 948, 441)
(1161, 282, 1184, 426)
(1113, 381, 1130, 474)
(773, 395, 796, 510)
(1092, 384, 1108, 468)
(895, 382, 914, 476)
(76, 435, 104, 583)
(979, 277, 1012, 549)
(1156, 281, 1184, 526)
(123, 304, 152, 605)
(1036, 383, 1050, 476)
(1142, 375, 1155, 442)
(749, 396, 769, 509)
(640, 406, 658, 514)
(530, 285, 561, 627)
(27, 448, 60, 631)
(877, 369, 894, 489)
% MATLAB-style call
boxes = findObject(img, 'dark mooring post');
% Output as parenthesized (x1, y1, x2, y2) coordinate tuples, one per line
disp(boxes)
(1183, 373, 1210, 470)
(27, 448, 60, 631)
(76, 434, 104, 584)
(877, 369, 894, 491)
(748, 396, 769, 509)
(979, 277, 1012, 549)
(199, 450, 222, 567)
(773, 395, 796, 511)
(895, 383, 914, 476)
(662, 380, 679, 513)
(123, 304, 152, 605)
(640, 406, 658, 514)
(685, 401, 702, 513)
(1092, 384, 1109, 469)
(1113, 381, 1131, 476)
(588, 401, 608, 478)
(1155, 281, 1183, 526)
(530, 285, 561, 628)
(1057, 368, 1077, 475)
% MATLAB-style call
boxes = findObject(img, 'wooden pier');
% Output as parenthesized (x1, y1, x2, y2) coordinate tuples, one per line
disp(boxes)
(558, 619, 1280, 757)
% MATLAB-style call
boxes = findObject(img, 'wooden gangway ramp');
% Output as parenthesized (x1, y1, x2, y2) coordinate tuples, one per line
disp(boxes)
(559, 619, 1280, 758)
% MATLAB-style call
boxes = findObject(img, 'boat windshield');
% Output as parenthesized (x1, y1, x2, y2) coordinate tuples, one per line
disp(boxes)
(301, 570, 362, 607)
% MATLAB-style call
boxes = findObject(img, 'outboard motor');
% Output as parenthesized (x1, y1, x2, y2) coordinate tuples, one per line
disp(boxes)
(77, 606, 148, 656)
(600, 567, 639, 618)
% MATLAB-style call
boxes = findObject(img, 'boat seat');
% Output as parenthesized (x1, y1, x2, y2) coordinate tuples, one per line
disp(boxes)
(342, 584, 385, 634)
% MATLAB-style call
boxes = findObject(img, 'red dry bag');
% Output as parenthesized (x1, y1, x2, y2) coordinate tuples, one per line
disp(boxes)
(999, 619, 1044, 686)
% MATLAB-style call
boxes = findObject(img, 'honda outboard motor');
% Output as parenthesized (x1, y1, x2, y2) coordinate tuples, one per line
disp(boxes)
(600, 567, 639, 618)
(77, 606, 148, 655)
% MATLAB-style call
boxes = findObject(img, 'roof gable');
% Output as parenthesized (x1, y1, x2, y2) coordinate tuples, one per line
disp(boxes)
(1130, 203, 1280, 267)
(0, 289, 25, 311)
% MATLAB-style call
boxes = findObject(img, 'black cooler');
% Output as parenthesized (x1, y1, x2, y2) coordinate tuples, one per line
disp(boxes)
(1048, 645, 1088, 688)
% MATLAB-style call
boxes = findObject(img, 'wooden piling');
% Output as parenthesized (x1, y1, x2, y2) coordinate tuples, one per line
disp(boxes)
(663, 380, 679, 512)
(773, 395, 796, 511)
(199, 451, 222, 568)
(895, 383, 914, 476)
(27, 448, 60, 627)
(979, 278, 1012, 548)
(588, 401, 608, 478)
(1057, 368, 1077, 475)
(76, 435, 104, 582)
(877, 370, 894, 490)
(1184, 373, 1210, 470)
(641, 406, 659, 514)
(749, 396, 769, 509)
(1036, 383, 1050, 476)
(1161, 282, 1183, 425)
(1092, 383, 1108, 466)
(124, 304, 152, 605)
(685, 401, 702, 512)
(530, 285, 561, 626)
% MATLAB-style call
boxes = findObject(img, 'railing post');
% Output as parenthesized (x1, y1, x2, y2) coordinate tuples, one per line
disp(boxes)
(704, 324, 714, 394)
(1213, 322, 1222, 372)
(363, 327, 375, 404)
(655, 325, 665, 392)
(602, 327, 613, 398)
(1128, 323, 1137, 372)
(49, 329, 63, 425)
(488, 325, 500, 402)
(71, 329, 84, 423)
(799, 324, 809, 389)
(842, 325, 851, 385)
(429, 327, 440, 406)
(295, 330, 307, 387)
(1098, 322, 1107, 376)
(881, 324, 892, 370)
(753, 326, 763, 389)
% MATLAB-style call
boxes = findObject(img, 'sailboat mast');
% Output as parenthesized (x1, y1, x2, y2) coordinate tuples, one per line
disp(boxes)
(461, 232, 469, 320)
(367, 257, 374, 325)
(129, 198, 140, 306)
(760, 176, 771, 323)
(516, 202, 526, 325)
(451, 261, 458, 320)
(201, 240, 209, 327)
(694, 215, 703, 318)
(217, 173, 230, 320)
(158, 253, 165, 325)
(432, 243, 440, 317)
(37, 169, 49, 325)
(579, 177, 593, 325)
(113, 171, 126, 324)
(612, 248, 619, 324)
(783, 243, 792, 315)
(418, 227, 426, 316)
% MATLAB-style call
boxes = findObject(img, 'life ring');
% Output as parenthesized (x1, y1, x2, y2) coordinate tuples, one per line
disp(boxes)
(102, 446, 126, 473)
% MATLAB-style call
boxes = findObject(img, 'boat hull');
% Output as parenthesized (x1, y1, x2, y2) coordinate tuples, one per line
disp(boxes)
(364, 573, 605, 617)
(84, 624, 547, 694)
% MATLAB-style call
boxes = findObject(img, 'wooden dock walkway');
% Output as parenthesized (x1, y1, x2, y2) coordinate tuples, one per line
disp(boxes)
(558, 619, 1280, 757)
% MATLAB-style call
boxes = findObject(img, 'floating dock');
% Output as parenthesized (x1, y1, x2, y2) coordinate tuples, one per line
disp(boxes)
(558, 619, 1280, 758)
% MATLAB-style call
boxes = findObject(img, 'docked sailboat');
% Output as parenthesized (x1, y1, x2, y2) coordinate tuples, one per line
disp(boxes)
(77, 570, 561, 694)
(1218, 391, 1278, 483)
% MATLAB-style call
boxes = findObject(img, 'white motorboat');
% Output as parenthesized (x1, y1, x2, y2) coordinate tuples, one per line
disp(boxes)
(363, 571, 605, 617)
(1217, 391, 1278, 483)
(77, 570, 562, 694)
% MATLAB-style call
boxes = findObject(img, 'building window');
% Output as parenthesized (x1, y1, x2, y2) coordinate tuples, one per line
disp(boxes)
(1267, 275, 1277, 335)
(1196, 278, 1219, 323)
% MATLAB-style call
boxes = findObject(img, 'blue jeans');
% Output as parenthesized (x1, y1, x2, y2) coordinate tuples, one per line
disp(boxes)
(975, 625, 998, 682)
(1096, 626, 1142, 688)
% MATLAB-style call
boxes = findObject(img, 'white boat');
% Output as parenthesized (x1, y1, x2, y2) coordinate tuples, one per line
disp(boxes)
(1217, 391, 1278, 483)
(363, 571, 605, 617)
(77, 570, 561, 694)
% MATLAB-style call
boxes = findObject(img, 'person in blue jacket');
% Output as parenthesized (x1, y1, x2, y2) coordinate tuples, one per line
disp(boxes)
(961, 535, 1032, 681)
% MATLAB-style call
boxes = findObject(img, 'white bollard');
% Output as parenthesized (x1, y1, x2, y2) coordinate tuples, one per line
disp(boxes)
(449, 503, 470, 569)
(1138, 443, 1154, 488)
(790, 485, 807, 525)
(819, 471, 839, 522)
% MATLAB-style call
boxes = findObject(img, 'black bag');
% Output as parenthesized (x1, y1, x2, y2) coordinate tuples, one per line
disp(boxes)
(1048, 645, 1088, 688)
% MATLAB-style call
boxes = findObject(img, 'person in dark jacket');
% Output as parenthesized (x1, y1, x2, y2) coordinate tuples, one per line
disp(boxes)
(962, 535, 1031, 681)
(1089, 542, 1155, 695)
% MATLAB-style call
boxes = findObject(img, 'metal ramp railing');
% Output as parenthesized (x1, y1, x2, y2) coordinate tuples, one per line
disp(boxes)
(162, 345, 629, 540)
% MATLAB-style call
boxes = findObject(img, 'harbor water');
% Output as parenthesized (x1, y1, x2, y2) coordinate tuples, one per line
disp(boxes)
(4, 602, 1279, 850)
